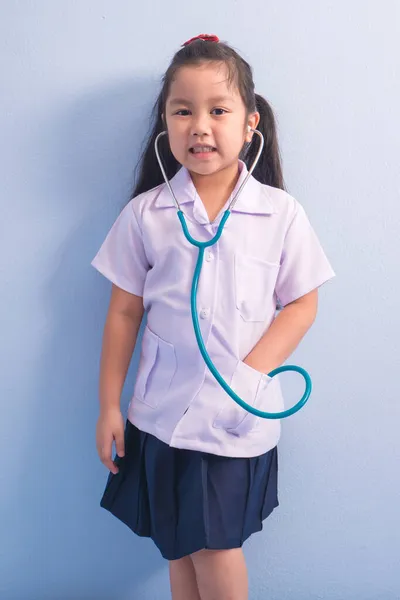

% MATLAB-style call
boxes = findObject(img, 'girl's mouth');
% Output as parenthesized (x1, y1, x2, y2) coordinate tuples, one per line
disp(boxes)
(189, 145, 217, 157)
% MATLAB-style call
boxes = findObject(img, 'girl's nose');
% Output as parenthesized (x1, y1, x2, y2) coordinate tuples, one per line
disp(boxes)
(190, 115, 212, 137)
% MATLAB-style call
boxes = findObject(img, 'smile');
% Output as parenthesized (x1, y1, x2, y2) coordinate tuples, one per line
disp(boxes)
(189, 146, 217, 154)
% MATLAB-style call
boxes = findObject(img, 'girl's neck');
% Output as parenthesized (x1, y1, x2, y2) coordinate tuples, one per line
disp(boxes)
(189, 161, 240, 222)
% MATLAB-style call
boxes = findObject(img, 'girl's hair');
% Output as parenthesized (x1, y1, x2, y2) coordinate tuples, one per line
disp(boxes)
(131, 38, 285, 199)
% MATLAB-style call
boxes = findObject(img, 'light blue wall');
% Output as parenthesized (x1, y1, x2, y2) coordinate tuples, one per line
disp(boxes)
(1, 2, 399, 599)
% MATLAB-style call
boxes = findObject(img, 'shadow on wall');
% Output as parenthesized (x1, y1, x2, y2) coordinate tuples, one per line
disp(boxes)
(11, 78, 165, 600)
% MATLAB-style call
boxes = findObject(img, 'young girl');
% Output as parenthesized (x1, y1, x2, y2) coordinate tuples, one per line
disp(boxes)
(92, 34, 335, 600)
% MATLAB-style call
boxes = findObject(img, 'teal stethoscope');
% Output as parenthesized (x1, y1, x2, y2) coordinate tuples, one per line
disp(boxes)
(154, 128, 312, 419)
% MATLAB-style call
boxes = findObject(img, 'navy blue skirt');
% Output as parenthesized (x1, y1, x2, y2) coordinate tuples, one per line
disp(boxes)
(100, 420, 279, 561)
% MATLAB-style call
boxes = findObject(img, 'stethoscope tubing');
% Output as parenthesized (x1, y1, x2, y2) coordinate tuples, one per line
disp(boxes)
(155, 129, 312, 419)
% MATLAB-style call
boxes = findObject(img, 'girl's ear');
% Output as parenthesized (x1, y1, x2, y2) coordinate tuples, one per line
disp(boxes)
(245, 111, 260, 142)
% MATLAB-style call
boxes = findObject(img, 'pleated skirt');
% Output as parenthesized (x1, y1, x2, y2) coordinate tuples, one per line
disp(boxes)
(100, 420, 279, 561)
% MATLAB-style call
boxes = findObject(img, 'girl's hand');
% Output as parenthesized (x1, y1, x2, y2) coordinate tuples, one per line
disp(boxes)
(96, 408, 125, 474)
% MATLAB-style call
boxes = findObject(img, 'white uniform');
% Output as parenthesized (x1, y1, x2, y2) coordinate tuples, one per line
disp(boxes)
(92, 160, 335, 457)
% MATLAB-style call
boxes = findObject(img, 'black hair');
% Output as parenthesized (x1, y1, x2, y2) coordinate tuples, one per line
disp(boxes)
(131, 38, 285, 199)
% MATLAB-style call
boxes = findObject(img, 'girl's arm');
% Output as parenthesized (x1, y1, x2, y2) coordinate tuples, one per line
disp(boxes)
(244, 289, 318, 375)
(96, 284, 144, 474)
(99, 285, 144, 412)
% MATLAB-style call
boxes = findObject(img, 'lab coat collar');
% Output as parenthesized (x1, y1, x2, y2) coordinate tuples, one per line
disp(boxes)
(154, 160, 277, 215)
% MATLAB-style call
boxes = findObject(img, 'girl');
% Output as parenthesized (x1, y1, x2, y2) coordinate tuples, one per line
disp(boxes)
(92, 34, 335, 600)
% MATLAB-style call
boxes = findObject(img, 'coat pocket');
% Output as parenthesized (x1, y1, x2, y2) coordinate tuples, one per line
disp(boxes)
(234, 254, 280, 322)
(134, 326, 177, 409)
(213, 360, 273, 436)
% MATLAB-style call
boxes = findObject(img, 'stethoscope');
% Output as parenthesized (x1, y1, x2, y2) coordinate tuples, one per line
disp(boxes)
(154, 128, 312, 419)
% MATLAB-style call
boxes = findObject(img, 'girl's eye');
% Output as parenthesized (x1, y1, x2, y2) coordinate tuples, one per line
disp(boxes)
(174, 108, 228, 116)
(211, 108, 227, 116)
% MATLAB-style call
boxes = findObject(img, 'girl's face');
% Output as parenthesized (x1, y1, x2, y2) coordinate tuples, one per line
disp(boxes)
(164, 62, 260, 177)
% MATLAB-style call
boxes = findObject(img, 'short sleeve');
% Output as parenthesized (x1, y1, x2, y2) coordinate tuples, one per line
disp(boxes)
(91, 202, 150, 296)
(275, 200, 335, 307)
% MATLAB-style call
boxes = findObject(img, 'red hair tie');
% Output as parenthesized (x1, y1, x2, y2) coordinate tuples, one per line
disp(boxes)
(182, 34, 220, 47)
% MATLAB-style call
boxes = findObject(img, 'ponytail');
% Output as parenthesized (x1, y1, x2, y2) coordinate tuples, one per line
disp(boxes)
(131, 98, 180, 199)
(244, 94, 285, 191)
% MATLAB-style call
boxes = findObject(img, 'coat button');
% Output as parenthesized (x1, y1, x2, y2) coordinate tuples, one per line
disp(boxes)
(205, 251, 214, 262)
(200, 308, 210, 319)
